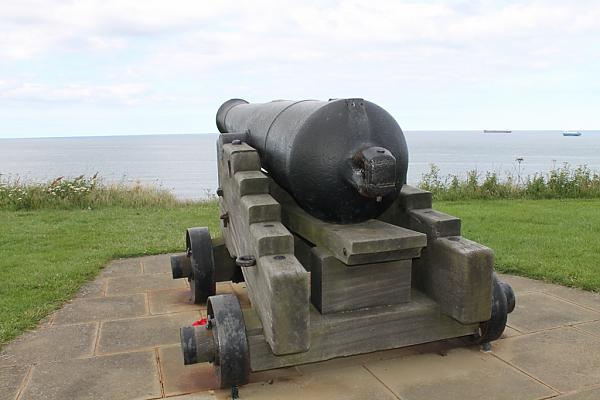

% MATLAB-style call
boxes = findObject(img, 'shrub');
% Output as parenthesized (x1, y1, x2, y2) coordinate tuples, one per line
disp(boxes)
(0, 174, 187, 210)
(418, 163, 600, 200)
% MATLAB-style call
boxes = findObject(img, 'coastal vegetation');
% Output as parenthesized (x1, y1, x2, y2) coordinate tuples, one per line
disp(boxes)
(0, 174, 184, 210)
(1, 172, 599, 347)
(420, 163, 600, 201)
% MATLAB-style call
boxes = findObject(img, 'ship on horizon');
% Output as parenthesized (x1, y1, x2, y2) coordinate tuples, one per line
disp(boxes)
(483, 129, 512, 133)
(562, 130, 582, 137)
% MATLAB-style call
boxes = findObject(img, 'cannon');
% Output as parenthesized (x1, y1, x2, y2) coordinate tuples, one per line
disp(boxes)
(216, 98, 408, 223)
(171, 98, 516, 391)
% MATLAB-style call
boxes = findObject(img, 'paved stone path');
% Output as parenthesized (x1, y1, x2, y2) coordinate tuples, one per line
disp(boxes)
(1, 254, 600, 400)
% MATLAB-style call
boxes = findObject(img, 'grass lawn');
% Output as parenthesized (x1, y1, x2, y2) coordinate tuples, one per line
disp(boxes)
(1, 198, 598, 347)
(0, 202, 219, 347)
(437, 199, 600, 291)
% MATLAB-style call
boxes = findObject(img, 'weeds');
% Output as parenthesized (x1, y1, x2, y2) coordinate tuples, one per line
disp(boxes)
(419, 163, 600, 200)
(0, 173, 188, 210)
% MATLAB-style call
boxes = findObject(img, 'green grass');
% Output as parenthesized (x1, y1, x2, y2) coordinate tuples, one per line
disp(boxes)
(0, 203, 219, 347)
(436, 199, 600, 291)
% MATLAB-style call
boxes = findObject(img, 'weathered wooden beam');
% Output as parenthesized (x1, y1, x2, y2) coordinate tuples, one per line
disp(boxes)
(217, 138, 310, 355)
(413, 237, 493, 324)
(224, 142, 261, 174)
(408, 208, 461, 239)
(234, 171, 270, 196)
(243, 291, 478, 372)
(249, 222, 293, 256)
(292, 234, 313, 272)
(374, 184, 489, 324)
(212, 237, 237, 282)
(311, 247, 412, 314)
(271, 187, 427, 265)
(241, 195, 280, 224)
(378, 184, 433, 227)
(399, 185, 433, 210)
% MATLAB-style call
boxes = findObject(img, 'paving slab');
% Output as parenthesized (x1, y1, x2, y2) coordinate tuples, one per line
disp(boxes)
(7, 253, 600, 400)
(159, 345, 301, 398)
(0, 365, 29, 400)
(508, 292, 599, 333)
(299, 338, 466, 374)
(501, 326, 523, 338)
(555, 387, 600, 399)
(239, 364, 398, 400)
(248, 365, 303, 384)
(141, 254, 174, 275)
(497, 273, 556, 293)
(574, 320, 600, 338)
(365, 347, 556, 400)
(167, 393, 216, 400)
(159, 345, 218, 396)
(105, 273, 187, 296)
(98, 258, 142, 277)
(0, 323, 97, 366)
(74, 279, 106, 299)
(19, 351, 160, 400)
(146, 279, 231, 315)
(215, 281, 234, 295)
(53, 294, 148, 324)
(98, 311, 201, 354)
(493, 327, 600, 392)
(544, 286, 600, 313)
(231, 283, 252, 308)
(498, 274, 600, 313)
(148, 288, 201, 315)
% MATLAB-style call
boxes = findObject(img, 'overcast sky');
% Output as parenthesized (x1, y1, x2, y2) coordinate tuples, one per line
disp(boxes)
(1, 0, 599, 138)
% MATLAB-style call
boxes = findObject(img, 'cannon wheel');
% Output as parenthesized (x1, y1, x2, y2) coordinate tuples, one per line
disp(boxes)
(186, 227, 216, 304)
(476, 273, 513, 344)
(500, 280, 516, 314)
(207, 294, 250, 389)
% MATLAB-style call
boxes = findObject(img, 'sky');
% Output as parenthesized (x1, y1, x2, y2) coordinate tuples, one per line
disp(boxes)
(0, 0, 599, 138)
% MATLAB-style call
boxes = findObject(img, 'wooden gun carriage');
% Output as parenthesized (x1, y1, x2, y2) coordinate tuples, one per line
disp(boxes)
(170, 98, 516, 390)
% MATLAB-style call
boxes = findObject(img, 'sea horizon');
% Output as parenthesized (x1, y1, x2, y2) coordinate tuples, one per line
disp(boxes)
(2, 129, 600, 140)
(2, 130, 600, 200)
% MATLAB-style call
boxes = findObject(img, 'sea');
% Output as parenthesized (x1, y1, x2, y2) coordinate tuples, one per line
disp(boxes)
(1, 131, 599, 200)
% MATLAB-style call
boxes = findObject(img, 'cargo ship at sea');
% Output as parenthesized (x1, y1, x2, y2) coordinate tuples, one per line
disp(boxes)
(483, 129, 512, 133)
(562, 130, 582, 137)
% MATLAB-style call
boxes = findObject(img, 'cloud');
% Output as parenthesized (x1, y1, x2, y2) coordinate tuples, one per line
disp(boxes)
(1, 0, 599, 134)
(0, 81, 169, 105)
(0, 0, 227, 59)
(121, 0, 600, 89)
(3, 1, 600, 61)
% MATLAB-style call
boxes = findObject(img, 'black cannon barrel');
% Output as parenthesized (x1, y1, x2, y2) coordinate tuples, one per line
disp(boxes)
(216, 98, 408, 224)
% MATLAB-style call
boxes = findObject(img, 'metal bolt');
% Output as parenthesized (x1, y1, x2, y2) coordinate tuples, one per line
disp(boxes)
(236, 255, 256, 268)
(220, 212, 230, 227)
(232, 139, 242, 145)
